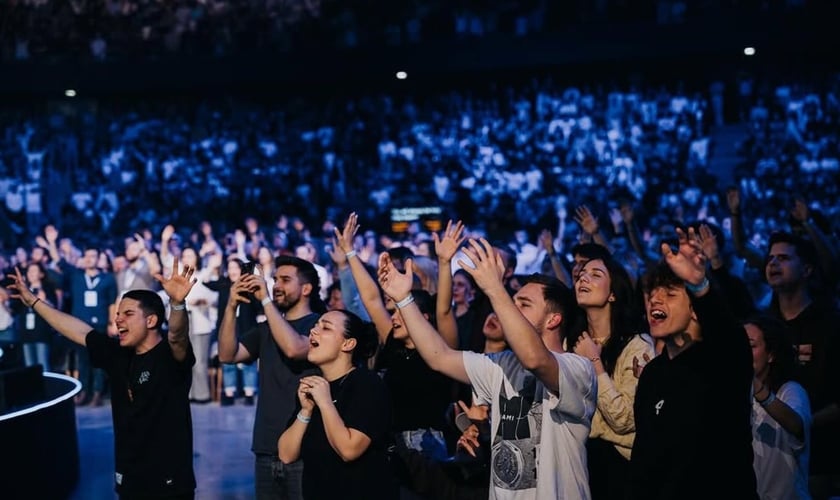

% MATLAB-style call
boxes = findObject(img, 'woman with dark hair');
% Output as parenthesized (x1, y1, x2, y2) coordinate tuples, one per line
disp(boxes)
(745, 314, 811, 500)
(12, 262, 58, 369)
(278, 309, 395, 500)
(569, 252, 654, 500)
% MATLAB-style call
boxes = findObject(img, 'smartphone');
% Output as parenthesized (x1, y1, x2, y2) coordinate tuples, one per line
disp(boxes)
(241, 261, 257, 275)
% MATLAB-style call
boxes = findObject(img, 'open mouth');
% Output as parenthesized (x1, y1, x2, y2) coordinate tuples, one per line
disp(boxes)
(309, 339, 319, 348)
(649, 309, 667, 322)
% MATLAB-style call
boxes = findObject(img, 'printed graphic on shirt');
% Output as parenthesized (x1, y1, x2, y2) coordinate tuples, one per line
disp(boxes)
(492, 375, 541, 491)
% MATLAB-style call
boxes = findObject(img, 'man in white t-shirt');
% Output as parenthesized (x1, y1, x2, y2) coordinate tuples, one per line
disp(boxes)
(377, 238, 596, 499)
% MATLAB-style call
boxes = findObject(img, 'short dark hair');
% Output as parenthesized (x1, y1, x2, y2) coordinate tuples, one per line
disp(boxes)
(122, 290, 166, 330)
(767, 232, 818, 270)
(640, 261, 684, 295)
(520, 273, 576, 335)
(275, 255, 321, 296)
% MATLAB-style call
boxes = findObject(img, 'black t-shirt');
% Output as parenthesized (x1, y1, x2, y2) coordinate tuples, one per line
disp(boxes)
(87, 330, 196, 497)
(377, 332, 453, 432)
(241, 314, 318, 455)
(298, 368, 396, 500)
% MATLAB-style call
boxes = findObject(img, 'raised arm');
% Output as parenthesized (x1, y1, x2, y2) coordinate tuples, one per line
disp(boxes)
(620, 201, 659, 267)
(7, 267, 91, 346)
(434, 220, 465, 349)
(217, 277, 255, 363)
(327, 239, 370, 321)
(458, 238, 561, 393)
(334, 213, 392, 343)
(244, 273, 309, 359)
(539, 228, 572, 287)
(378, 253, 469, 384)
(154, 260, 197, 362)
(791, 198, 839, 282)
(575, 205, 614, 253)
(726, 188, 764, 269)
(159, 224, 175, 273)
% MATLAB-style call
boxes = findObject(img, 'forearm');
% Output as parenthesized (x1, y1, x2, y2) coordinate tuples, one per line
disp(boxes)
(400, 301, 469, 383)
(167, 305, 190, 362)
(759, 392, 805, 441)
(264, 304, 309, 359)
(32, 299, 90, 346)
(218, 304, 240, 363)
(435, 261, 458, 348)
(319, 403, 367, 462)
(486, 287, 551, 370)
(338, 267, 370, 321)
(547, 253, 572, 288)
(346, 255, 391, 341)
(278, 413, 310, 464)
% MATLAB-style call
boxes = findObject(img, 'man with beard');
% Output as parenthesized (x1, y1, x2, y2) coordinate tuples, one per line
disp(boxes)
(218, 255, 323, 500)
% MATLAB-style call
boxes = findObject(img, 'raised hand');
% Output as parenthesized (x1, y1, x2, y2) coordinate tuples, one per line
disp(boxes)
(726, 188, 741, 214)
(377, 252, 413, 301)
(538, 229, 556, 254)
(44, 224, 59, 244)
(791, 198, 809, 223)
(6, 267, 38, 307)
(697, 224, 720, 263)
(161, 224, 176, 243)
(619, 201, 635, 224)
(327, 237, 347, 267)
(574, 205, 600, 235)
(457, 238, 506, 295)
(660, 227, 707, 286)
(239, 273, 269, 302)
(609, 207, 623, 230)
(206, 251, 223, 271)
(434, 220, 465, 263)
(155, 260, 197, 304)
(228, 277, 255, 307)
(334, 212, 360, 254)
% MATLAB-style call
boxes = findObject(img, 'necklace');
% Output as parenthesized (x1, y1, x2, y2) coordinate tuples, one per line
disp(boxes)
(331, 368, 355, 404)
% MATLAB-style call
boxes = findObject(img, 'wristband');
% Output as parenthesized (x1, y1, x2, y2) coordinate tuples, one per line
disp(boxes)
(759, 391, 776, 408)
(296, 412, 311, 424)
(395, 295, 415, 309)
(170, 302, 186, 311)
(589, 357, 601, 363)
(31, 297, 42, 309)
(685, 277, 709, 295)
(261, 296, 272, 307)
(345, 250, 357, 259)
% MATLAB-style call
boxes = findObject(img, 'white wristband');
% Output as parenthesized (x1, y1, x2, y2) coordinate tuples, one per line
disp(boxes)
(261, 296, 272, 307)
(296, 412, 311, 424)
(170, 302, 186, 311)
(395, 295, 415, 309)
(345, 250, 357, 259)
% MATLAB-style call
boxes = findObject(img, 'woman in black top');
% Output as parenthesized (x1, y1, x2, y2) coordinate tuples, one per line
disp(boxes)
(12, 262, 58, 369)
(278, 309, 395, 500)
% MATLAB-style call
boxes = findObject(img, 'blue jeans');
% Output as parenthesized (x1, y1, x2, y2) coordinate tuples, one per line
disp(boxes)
(23, 342, 49, 370)
(222, 362, 258, 394)
(255, 454, 303, 500)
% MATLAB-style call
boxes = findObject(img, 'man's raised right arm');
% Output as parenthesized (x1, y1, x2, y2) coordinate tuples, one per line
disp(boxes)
(7, 268, 90, 346)
(217, 278, 254, 363)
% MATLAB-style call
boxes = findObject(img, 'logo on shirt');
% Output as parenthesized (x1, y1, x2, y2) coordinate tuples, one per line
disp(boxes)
(492, 375, 540, 491)
(655, 399, 665, 415)
(138, 371, 150, 385)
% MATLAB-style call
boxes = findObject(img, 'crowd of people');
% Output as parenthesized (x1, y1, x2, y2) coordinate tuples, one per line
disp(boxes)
(0, 70, 838, 498)
(1, 0, 815, 62)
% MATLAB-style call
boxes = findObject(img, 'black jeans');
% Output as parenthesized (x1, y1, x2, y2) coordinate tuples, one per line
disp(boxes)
(255, 454, 303, 500)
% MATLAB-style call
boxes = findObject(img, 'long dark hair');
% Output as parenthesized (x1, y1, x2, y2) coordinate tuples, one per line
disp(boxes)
(568, 254, 641, 376)
(743, 314, 797, 392)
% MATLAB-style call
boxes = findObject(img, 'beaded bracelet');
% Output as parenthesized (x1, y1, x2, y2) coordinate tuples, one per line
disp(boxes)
(296, 412, 311, 424)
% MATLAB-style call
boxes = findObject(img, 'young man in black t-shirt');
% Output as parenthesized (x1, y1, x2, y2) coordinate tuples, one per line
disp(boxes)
(8, 262, 198, 499)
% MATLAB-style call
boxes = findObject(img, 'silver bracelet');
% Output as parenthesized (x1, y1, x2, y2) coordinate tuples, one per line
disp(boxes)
(345, 250, 357, 259)
(296, 411, 311, 424)
(170, 302, 186, 311)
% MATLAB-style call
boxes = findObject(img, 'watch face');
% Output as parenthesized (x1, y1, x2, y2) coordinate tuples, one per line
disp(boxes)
(492, 440, 524, 488)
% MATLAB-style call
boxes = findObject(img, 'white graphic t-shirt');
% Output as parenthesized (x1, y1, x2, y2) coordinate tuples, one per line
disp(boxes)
(463, 350, 597, 500)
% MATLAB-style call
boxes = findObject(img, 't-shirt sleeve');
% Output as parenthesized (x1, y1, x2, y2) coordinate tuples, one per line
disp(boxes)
(777, 381, 812, 450)
(462, 351, 503, 406)
(546, 352, 597, 422)
(240, 324, 263, 360)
